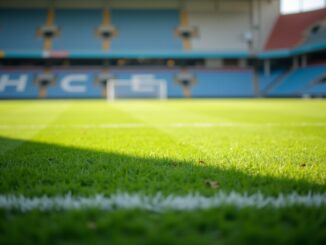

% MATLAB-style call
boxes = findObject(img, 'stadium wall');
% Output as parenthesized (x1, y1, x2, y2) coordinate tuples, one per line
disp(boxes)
(258, 0, 280, 51)
(188, 10, 250, 51)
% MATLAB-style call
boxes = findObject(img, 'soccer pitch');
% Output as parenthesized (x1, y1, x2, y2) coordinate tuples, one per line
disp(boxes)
(0, 99, 325, 244)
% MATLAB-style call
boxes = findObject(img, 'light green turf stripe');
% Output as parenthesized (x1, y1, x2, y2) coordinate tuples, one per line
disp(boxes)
(0, 101, 70, 154)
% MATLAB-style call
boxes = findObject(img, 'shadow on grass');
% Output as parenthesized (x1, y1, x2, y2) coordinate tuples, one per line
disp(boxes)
(0, 136, 326, 245)
(0, 136, 324, 196)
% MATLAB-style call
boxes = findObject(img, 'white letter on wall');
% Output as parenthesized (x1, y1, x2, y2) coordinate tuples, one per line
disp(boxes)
(61, 75, 87, 93)
(0, 75, 28, 92)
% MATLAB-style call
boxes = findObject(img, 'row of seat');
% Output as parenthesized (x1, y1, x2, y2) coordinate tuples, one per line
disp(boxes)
(0, 9, 46, 50)
(269, 64, 326, 96)
(1, 8, 325, 53)
(1, 65, 325, 98)
(0, 9, 182, 51)
(0, 69, 254, 98)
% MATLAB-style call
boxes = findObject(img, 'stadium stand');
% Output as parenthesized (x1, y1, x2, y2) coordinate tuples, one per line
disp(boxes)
(0, 1, 325, 99)
(110, 10, 182, 51)
(52, 10, 102, 51)
(265, 8, 326, 50)
(0, 9, 46, 51)
(269, 64, 326, 96)
(0, 70, 39, 98)
(259, 70, 285, 93)
(191, 70, 253, 97)
(304, 82, 326, 96)
(0, 68, 255, 98)
(303, 26, 326, 46)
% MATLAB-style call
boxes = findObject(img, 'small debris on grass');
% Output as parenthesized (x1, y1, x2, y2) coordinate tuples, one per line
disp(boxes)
(198, 160, 205, 164)
(205, 180, 220, 189)
(300, 163, 306, 168)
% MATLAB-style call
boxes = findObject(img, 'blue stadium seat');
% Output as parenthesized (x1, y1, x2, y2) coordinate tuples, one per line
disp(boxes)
(0, 71, 39, 98)
(270, 65, 326, 96)
(52, 10, 102, 51)
(0, 9, 45, 51)
(305, 83, 326, 95)
(110, 70, 254, 98)
(2, 68, 325, 99)
(46, 71, 102, 98)
(191, 70, 253, 97)
(0, 69, 255, 98)
(304, 27, 326, 46)
(259, 70, 285, 92)
(110, 10, 182, 51)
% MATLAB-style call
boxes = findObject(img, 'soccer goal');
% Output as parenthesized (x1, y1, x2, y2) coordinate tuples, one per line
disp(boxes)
(106, 74, 167, 101)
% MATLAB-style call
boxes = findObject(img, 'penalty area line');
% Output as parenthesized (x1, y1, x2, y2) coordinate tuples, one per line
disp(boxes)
(0, 192, 325, 212)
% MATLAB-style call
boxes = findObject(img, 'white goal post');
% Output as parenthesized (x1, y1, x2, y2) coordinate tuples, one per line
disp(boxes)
(106, 74, 167, 101)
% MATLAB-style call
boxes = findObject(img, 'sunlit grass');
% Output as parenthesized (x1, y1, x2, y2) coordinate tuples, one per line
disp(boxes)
(0, 99, 325, 244)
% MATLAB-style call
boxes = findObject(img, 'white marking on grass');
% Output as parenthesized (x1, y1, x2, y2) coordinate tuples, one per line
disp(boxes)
(0, 192, 325, 212)
(0, 122, 325, 130)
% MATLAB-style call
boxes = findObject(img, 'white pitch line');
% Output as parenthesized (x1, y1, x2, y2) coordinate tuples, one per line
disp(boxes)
(0, 122, 325, 130)
(0, 192, 325, 212)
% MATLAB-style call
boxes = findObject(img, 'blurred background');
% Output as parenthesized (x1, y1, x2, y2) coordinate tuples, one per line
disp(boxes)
(0, 0, 325, 99)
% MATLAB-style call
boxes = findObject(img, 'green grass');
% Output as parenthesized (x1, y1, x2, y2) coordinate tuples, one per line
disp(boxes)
(0, 99, 325, 244)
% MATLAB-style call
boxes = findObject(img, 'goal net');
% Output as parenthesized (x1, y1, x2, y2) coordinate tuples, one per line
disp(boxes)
(106, 74, 167, 100)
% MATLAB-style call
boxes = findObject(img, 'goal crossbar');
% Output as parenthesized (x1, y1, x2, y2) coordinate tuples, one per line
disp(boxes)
(106, 75, 167, 101)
